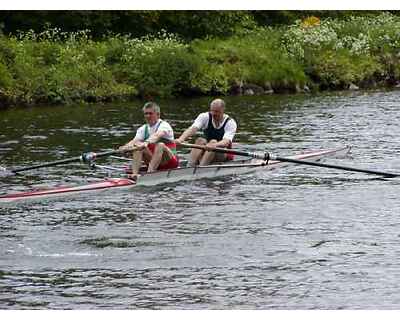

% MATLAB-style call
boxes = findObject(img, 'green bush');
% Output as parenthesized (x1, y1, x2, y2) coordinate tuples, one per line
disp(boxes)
(46, 41, 136, 103)
(3, 14, 400, 107)
(0, 29, 137, 104)
(190, 29, 307, 93)
(119, 32, 197, 97)
(0, 59, 13, 89)
(309, 49, 382, 88)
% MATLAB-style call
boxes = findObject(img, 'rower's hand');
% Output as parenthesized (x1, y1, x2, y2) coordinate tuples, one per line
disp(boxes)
(118, 145, 129, 152)
(136, 141, 149, 150)
(119, 143, 135, 152)
(174, 138, 184, 145)
(206, 141, 218, 150)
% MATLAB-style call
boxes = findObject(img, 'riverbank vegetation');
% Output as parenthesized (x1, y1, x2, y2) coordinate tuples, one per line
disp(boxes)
(1, 12, 400, 107)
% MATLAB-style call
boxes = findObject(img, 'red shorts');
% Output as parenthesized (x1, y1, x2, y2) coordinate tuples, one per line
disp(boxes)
(147, 143, 179, 170)
(226, 153, 234, 161)
(226, 142, 234, 161)
(157, 155, 179, 170)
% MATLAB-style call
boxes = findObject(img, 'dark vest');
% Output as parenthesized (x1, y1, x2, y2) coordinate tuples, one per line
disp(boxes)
(204, 113, 231, 142)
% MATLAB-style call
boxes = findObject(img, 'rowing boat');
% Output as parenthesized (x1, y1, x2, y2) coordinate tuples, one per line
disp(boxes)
(0, 146, 350, 204)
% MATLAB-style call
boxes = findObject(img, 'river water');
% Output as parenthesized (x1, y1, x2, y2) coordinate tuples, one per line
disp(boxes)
(1, 90, 400, 309)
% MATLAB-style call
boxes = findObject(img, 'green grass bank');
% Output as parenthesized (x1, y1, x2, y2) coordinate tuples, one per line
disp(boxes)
(1, 13, 400, 107)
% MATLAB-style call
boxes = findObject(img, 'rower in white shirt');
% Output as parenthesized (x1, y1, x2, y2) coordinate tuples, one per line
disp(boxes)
(175, 98, 237, 166)
(119, 102, 179, 178)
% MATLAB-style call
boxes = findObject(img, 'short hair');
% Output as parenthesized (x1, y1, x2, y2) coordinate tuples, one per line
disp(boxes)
(142, 101, 160, 114)
(210, 98, 225, 109)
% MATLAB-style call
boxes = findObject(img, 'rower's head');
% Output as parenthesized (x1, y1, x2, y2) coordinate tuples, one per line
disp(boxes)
(143, 101, 160, 125)
(209, 99, 225, 122)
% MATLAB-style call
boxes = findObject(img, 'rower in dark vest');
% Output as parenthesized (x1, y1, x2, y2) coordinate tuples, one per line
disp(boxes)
(175, 98, 237, 166)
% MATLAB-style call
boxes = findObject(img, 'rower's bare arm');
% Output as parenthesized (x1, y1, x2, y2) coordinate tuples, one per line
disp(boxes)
(176, 127, 198, 144)
(119, 138, 139, 151)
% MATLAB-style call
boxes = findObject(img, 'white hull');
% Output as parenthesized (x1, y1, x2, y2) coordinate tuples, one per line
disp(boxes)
(137, 146, 350, 186)
(0, 146, 350, 204)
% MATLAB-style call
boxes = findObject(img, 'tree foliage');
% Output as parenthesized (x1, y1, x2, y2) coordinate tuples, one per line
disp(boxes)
(1, 11, 396, 40)
(0, 11, 256, 40)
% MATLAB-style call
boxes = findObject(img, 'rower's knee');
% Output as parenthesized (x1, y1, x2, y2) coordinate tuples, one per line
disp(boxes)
(155, 142, 165, 147)
(195, 137, 207, 145)
(153, 142, 166, 153)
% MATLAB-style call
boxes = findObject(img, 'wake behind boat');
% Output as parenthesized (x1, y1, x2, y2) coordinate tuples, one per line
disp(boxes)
(0, 146, 350, 204)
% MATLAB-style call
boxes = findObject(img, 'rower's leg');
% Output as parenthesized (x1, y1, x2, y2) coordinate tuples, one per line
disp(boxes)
(131, 150, 144, 175)
(190, 137, 206, 166)
(148, 143, 174, 173)
(142, 148, 152, 165)
(199, 139, 219, 165)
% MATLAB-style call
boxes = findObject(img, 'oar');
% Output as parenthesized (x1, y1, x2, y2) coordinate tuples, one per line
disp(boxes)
(179, 142, 400, 178)
(1, 147, 137, 175)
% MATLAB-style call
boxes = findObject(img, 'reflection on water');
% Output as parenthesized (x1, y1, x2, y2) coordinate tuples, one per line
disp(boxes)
(1, 90, 400, 309)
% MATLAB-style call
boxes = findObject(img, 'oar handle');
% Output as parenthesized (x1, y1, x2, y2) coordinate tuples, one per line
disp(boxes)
(179, 142, 269, 160)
